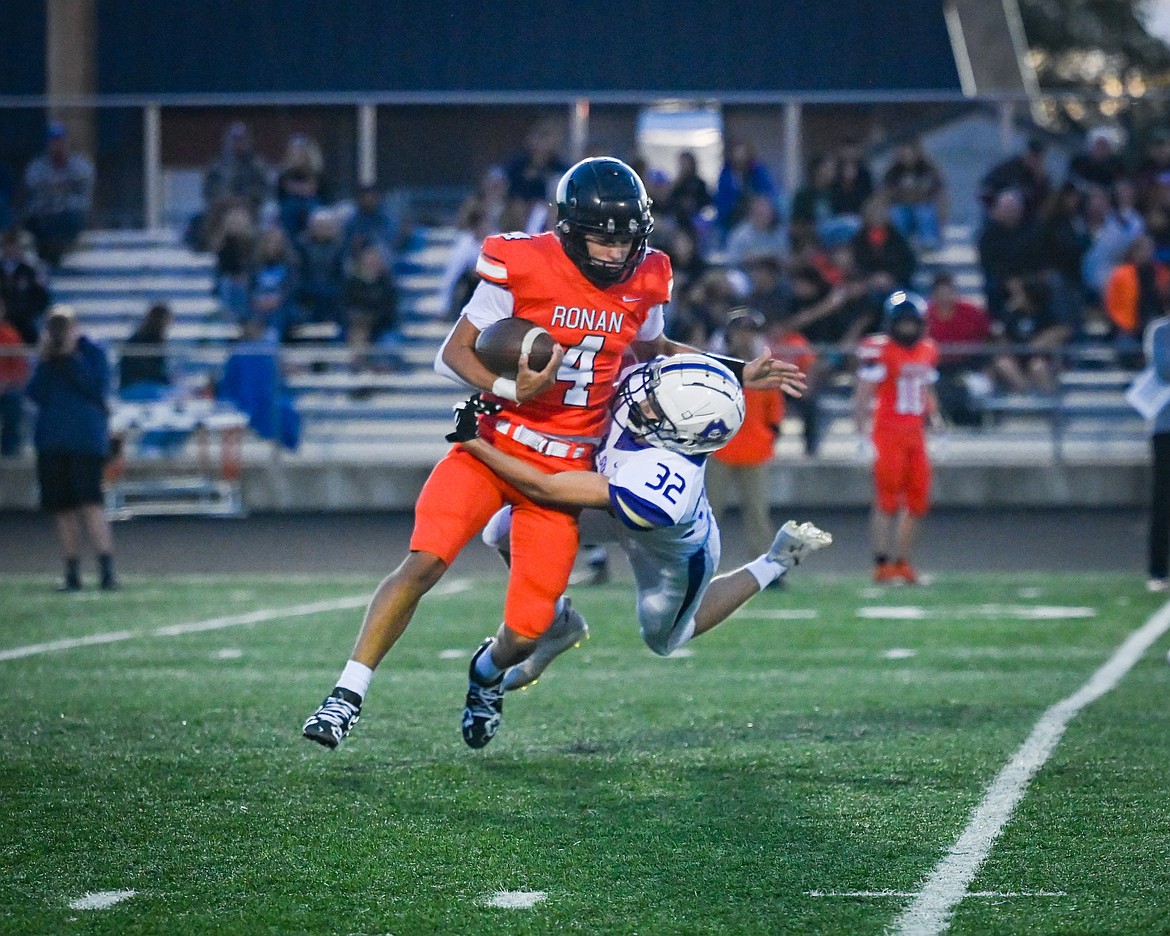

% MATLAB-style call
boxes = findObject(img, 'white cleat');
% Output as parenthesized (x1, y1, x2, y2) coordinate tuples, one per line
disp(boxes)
(767, 520, 833, 569)
(503, 599, 589, 692)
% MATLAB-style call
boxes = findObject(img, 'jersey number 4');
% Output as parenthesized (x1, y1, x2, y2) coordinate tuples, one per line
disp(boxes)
(557, 335, 605, 407)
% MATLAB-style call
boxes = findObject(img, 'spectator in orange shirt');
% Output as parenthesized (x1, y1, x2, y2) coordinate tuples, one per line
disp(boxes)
(707, 310, 785, 559)
(0, 297, 30, 456)
(1104, 234, 1169, 339)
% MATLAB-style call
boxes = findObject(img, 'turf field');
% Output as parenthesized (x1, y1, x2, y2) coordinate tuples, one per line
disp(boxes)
(3, 572, 1169, 935)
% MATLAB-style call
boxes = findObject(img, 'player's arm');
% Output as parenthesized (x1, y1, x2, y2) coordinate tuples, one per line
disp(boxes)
(852, 373, 876, 434)
(632, 331, 806, 398)
(460, 437, 611, 508)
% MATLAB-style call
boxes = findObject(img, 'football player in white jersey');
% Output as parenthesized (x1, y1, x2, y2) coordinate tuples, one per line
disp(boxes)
(451, 352, 832, 697)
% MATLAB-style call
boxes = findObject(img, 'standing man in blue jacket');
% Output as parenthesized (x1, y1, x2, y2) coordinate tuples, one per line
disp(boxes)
(26, 305, 118, 591)
(1142, 314, 1170, 593)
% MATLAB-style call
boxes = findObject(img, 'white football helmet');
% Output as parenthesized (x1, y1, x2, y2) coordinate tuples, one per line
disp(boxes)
(615, 353, 745, 454)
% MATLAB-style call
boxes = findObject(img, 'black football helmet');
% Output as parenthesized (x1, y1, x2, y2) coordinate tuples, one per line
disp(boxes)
(555, 157, 654, 289)
(882, 290, 928, 347)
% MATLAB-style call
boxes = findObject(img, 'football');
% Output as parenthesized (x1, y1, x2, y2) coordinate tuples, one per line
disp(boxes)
(474, 318, 556, 377)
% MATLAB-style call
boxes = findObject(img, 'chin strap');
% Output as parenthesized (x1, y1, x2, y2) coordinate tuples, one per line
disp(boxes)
(705, 353, 746, 385)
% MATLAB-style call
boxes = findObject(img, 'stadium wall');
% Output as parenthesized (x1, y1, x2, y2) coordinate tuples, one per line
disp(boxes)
(0, 461, 1152, 513)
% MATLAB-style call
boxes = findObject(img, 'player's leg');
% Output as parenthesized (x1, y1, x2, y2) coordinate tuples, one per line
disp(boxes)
(624, 518, 721, 657)
(892, 437, 931, 584)
(304, 450, 506, 749)
(53, 508, 82, 591)
(693, 520, 833, 637)
(871, 438, 904, 582)
(485, 505, 593, 692)
(463, 500, 580, 747)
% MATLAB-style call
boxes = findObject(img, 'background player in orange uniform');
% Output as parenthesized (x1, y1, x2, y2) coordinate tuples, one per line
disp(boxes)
(303, 158, 805, 750)
(853, 291, 940, 585)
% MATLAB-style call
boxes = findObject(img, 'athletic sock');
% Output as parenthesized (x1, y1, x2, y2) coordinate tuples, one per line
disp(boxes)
(553, 596, 567, 619)
(472, 642, 504, 685)
(64, 556, 81, 588)
(336, 660, 374, 702)
(98, 554, 115, 586)
(744, 555, 786, 591)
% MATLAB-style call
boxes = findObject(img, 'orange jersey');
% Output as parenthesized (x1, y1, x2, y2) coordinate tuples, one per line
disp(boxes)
(475, 231, 672, 441)
(857, 334, 939, 434)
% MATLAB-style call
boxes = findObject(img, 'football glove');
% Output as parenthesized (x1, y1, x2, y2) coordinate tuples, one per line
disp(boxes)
(446, 393, 503, 443)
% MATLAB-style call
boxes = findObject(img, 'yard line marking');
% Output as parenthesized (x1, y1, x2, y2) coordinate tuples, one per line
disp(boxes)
(807, 890, 1064, 899)
(151, 597, 369, 637)
(69, 890, 136, 910)
(891, 598, 1170, 936)
(882, 648, 918, 660)
(858, 606, 928, 619)
(485, 890, 547, 909)
(0, 629, 137, 662)
(736, 609, 819, 620)
(0, 579, 475, 662)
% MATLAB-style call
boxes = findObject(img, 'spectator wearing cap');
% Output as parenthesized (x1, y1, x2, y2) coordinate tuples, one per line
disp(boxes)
(1068, 126, 1129, 192)
(979, 138, 1052, 221)
(22, 122, 94, 267)
(0, 227, 49, 345)
(705, 309, 784, 560)
(26, 305, 118, 591)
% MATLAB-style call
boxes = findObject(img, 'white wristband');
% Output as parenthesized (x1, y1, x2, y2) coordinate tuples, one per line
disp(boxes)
(491, 377, 519, 402)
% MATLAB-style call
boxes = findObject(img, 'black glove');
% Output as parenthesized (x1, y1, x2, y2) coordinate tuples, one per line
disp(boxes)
(446, 393, 502, 443)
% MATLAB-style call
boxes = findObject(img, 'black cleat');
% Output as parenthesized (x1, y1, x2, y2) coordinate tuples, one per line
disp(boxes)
(462, 639, 505, 749)
(302, 687, 362, 749)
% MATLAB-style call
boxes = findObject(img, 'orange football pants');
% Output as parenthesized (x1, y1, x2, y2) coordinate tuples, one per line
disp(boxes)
(872, 427, 931, 516)
(410, 438, 585, 639)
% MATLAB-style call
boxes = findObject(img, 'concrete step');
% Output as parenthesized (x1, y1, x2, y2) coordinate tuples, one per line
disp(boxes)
(53, 275, 215, 296)
(60, 247, 215, 273)
(79, 228, 182, 249)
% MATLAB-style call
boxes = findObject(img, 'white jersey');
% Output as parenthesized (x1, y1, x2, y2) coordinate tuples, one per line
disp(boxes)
(592, 363, 721, 654)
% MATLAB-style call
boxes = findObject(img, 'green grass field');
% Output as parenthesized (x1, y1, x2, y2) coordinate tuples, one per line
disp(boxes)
(3, 572, 1170, 935)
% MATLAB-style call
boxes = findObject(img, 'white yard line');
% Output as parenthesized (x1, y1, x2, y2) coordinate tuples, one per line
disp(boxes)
(890, 599, 1170, 936)
(0, 579, 473, 662)
(69, 890, 136, 910)
(808, 890, 1065, 899)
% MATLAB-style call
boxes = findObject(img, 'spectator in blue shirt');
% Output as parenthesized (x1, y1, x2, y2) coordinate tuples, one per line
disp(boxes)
(714, 140, 778, 241)
(26, 305, 118, 591)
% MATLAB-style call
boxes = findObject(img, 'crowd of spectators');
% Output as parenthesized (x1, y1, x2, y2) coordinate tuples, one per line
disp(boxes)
(5, 114, 1170, 464)
(186, 121, 412, 396)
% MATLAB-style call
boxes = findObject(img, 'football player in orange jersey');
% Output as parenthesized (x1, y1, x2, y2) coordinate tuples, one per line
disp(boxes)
(852, 291, 941, 585)
(303, 157, 805, 750)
